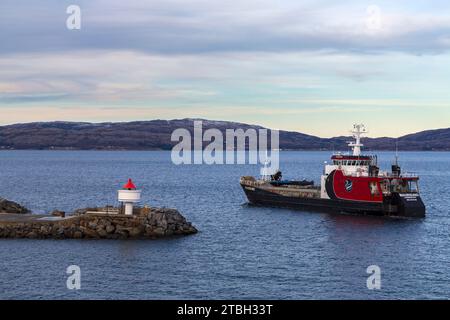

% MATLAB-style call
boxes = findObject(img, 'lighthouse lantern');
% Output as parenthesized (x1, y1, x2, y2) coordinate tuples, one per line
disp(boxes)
(118, 179, 141, 215)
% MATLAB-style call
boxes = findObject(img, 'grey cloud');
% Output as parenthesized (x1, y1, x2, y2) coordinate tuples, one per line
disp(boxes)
(1, 0, 450, 55)
(0, 93, 70, 103)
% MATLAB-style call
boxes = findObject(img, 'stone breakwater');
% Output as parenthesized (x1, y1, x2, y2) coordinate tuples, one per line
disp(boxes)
(0, 208, 197, 239)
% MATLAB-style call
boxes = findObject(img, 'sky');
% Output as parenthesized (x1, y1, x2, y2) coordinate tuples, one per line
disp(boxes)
(0, 0, 449, 137)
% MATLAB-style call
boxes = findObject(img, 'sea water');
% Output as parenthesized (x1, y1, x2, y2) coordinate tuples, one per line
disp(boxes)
(0, 151, 449, 299)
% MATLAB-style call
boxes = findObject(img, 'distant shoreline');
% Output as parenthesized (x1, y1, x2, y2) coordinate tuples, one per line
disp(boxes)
(1, 149, 449, 152)
(1, 119, 449, 151)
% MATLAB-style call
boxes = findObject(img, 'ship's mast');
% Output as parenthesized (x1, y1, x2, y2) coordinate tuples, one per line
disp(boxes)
(394, 139, 399, 166)
(348, 124, 367, 156)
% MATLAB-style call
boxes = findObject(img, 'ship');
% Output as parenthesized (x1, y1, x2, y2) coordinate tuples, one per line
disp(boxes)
(240, 124, 426, 218)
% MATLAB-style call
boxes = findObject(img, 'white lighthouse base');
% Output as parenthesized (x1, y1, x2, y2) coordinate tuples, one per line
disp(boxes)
(118, 189, 141, 216)
(124, 202, 134, 215)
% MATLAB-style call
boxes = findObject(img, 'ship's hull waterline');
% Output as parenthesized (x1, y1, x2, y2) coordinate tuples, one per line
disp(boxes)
(241, 184, 426, 218)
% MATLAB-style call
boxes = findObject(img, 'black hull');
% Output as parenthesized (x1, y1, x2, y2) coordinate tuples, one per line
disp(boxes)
(241, 185, 425, 218)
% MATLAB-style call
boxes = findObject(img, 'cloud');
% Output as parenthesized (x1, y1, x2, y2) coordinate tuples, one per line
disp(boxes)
(1, 49, 450, 106)
(283, 99, 450, 109)
(1, 0, 450, 55)
(1, 1, 449, 137)
(0, 50, 223, 104)
(0, 93, 69, 103)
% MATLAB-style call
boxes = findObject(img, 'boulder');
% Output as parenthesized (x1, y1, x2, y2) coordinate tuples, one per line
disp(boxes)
(0, 198, 30, 214)
(136, 206, 151, 215)
(73, 231, 83, 239)
(105, 225, 115, 233)
(152, 227, 165, 236)
(97, 228, 108, 237)
(51, 210, 65, 217)
(129, 227, 143, 237)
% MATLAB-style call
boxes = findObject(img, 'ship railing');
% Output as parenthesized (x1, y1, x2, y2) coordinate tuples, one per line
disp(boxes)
(400, 172, 419, 178)
(378, 172, 419, 178)
(344, 171, 419, 178)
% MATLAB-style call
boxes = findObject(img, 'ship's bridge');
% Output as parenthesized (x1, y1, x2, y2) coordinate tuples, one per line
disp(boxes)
(324, 154, 376, 177)
(330, 154, 377, 167)
(323, 124, 377, 176)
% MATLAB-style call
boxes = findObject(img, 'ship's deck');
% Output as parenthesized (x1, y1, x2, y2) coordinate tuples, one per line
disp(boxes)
(240, 177, 321, 198)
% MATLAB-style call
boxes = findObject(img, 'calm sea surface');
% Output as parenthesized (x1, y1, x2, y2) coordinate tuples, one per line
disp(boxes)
(0, 151, 449, 299)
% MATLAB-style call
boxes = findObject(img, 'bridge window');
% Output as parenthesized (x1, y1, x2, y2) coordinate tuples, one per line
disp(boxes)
(409, 181, 418, 193)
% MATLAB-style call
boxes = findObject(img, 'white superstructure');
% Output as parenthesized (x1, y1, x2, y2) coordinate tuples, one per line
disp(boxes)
(118, 179, 141, 215)
(320, 124, 377, 198)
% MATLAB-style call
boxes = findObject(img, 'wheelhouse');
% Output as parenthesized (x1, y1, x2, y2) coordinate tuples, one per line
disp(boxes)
(330, 155, 376, 166)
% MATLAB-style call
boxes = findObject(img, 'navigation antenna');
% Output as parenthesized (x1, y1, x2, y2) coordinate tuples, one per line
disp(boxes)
(348, 124, 367, 156)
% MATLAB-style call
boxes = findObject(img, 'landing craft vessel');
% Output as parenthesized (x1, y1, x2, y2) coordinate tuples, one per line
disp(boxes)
(240, 124, 426, 218)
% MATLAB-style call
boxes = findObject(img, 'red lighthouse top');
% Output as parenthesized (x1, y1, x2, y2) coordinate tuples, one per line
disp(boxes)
(123, 178, 137, 190)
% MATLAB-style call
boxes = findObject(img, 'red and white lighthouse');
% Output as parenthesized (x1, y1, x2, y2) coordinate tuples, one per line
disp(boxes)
(118, 179, 141, 215)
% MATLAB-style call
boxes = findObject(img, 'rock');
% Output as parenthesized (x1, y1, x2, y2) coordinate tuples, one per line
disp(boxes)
(185, 225, 198, 234)
(88, 221, 97, 229)
(79, 226, 98, 238)
(129, 227, 142, 237)
(139, 206, 151, 215)
(0, 205, 197, 239)
(0, 198, 30, 214)
(51, 210, 65, 217)
(97, 228, 108, 237)
(40, 225, 50, 233)
(26, 231, 38, 239)
(115, 230, 129, 239)
(73, 231, 83, 239)
(152, 227, 165, 236)
(63, 229, 73, 237)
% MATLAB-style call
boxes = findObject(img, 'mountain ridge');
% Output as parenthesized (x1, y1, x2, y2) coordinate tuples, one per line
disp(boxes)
(0, 119, 449, 151)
